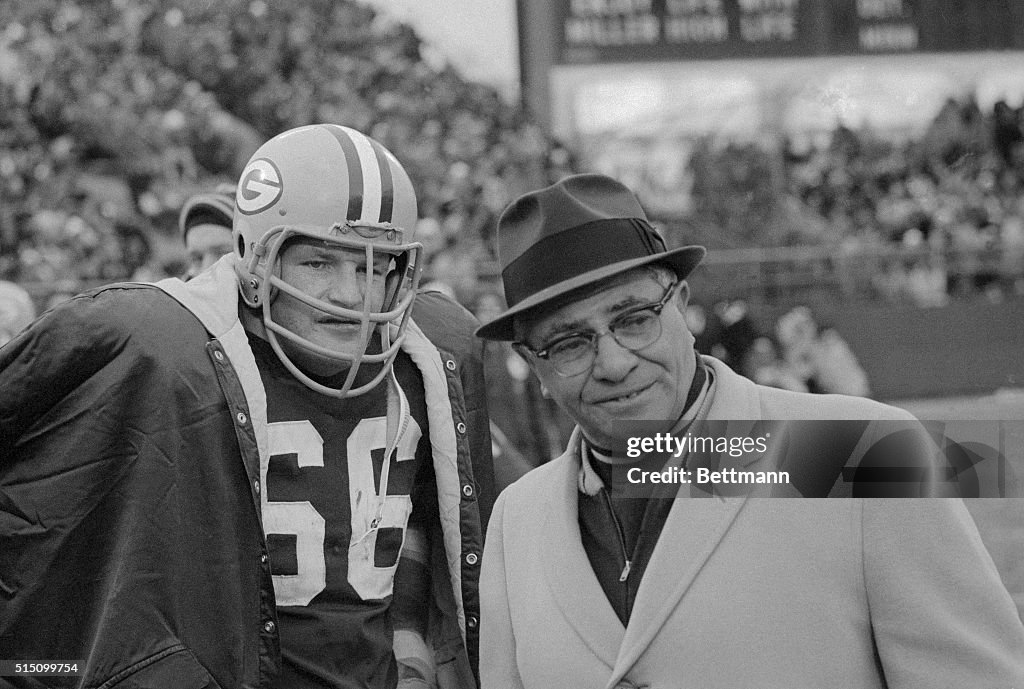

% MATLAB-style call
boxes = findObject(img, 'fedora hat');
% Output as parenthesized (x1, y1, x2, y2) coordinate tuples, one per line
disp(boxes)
(476, 173, 706, 340)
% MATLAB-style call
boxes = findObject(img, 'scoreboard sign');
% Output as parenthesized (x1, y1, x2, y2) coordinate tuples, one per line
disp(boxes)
(554, 0, 1019, 63)
(557, 0, 815, 62)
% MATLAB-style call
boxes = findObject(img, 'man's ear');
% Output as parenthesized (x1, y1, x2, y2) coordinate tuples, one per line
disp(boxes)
(512, 341, 548, 394)
(512, 341, 537, 371)
(675, 281, 691, 311)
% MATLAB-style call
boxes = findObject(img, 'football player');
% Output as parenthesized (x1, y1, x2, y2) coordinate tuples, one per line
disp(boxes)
(180, 183, 236, 279)
(0, 124, 493, 689)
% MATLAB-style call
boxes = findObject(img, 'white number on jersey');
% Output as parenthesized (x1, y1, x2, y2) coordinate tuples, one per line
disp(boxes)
(262, 417, 423, 606)
(263, 421, 327, 606)
(347, 417, 421, 600)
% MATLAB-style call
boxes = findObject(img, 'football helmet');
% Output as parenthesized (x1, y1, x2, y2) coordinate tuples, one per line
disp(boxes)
(233, 124, 423, 398)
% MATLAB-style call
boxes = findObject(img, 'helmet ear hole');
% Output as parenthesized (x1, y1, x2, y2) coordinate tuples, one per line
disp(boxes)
(237, 235, 246, 258)
(383, 253, 410, 310)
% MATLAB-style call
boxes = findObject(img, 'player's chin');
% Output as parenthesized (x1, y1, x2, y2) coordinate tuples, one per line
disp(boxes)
(285, 340, 358, 378)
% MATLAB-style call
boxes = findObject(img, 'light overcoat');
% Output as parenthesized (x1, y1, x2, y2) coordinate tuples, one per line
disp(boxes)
(480, 357, 1024, 689)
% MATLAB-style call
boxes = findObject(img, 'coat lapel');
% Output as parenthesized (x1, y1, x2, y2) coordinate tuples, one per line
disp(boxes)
(610, 495, 747, 684)
(609, 359, 762, 685)
(541, 431, 626, 669)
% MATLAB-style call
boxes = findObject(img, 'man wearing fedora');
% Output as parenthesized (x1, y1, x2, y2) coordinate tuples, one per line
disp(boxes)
(474, 173, 1024, 688)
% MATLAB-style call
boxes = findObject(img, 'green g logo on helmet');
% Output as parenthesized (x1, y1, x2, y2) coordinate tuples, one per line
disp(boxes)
(237, 158, 284, 215)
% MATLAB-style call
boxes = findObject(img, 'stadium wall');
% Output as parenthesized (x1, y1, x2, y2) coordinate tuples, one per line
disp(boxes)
(755, 297, 1024, 401)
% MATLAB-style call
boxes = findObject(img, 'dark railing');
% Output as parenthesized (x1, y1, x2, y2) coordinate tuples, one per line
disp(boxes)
(686, 244, 1022, 309)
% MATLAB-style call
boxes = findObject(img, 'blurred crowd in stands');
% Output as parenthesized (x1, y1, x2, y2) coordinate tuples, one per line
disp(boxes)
(1, 1, 1024, 464)
(0, 0, 576, 303)
(782, 97, 1024, 306)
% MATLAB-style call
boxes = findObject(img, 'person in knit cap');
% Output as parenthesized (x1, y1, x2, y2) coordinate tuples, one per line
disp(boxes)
(179, 183, 236, 279)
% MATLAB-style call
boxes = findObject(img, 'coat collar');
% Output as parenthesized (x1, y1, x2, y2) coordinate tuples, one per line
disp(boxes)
(703, 355, 763, 420)
(154, 256, 269, 466)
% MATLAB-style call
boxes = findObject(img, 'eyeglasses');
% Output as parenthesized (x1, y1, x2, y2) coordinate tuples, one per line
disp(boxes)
(516, 280, 679, 377)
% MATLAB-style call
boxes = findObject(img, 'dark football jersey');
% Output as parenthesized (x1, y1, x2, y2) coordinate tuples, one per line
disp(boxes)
(249, 334, 434, 689)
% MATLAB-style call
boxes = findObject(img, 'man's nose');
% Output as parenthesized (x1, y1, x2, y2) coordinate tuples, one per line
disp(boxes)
(323, 263, 365, 307)
(590, 331, 636, 382)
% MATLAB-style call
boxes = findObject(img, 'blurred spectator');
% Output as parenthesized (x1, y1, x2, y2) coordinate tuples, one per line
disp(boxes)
(474, 291, 571, 467)
(810, 328, 872, 398)
(776, 306, 871, 397)
(1000, 203, 1024, 294)
(712, 299, 759, 372)
(745, 337, 808, 393)
(0, 280, 35, 346)
(905, 256, 949, 307)
(776, 305, 819, 385)
(488, 422, 534, 492)
(179, 184, 235, 278)
(991, 100, 1023, 168)
(685, 302, 724, 357)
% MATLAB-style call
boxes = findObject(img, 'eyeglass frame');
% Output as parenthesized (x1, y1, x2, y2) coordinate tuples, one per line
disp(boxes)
(513, 278, 682, 377)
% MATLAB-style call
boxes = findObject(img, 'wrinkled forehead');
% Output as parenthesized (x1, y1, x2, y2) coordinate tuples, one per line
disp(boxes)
(515, 267, 668, 342)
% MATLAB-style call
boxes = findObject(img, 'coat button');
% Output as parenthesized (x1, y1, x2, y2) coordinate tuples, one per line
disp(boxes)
(466, 615, 478, 629)
(260, 553, 268, 564)
(214, 350, 224, 362)
(263, 620, 275, 634)
(236, 411, 248, 425)
(456, 422, 466, 434)
(253, 479, 260, 495)
(445, 359, 456, 371)
(465, 552, 478, 566)
(462, 484, 474, 497)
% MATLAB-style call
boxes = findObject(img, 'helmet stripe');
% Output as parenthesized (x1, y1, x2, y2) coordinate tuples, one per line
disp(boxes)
(345, 128, 383, 224)
(323, 125, 364, 221)
(369, 139, 394, 224)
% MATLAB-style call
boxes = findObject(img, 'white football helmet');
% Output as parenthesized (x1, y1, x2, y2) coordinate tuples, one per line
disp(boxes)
(233, 124, 423, 398)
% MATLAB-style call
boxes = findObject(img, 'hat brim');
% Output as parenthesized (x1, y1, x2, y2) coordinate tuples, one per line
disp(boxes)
(475, 245, 706, 341)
